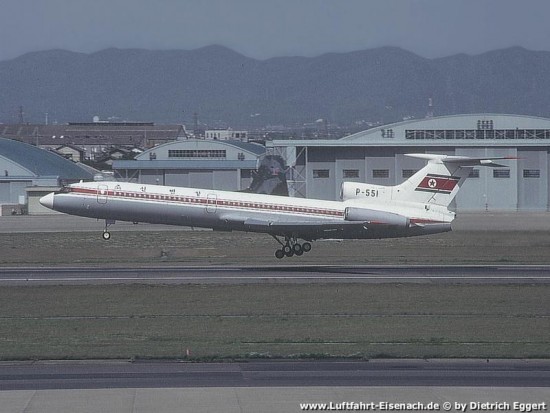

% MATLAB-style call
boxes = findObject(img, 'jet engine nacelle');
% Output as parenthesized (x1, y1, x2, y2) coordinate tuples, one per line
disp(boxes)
(344, 207, 409, 227)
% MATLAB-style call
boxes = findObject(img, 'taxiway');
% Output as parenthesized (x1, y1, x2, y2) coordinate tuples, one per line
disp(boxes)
(2, 360, 549, 413)
(0, 264, 549, 285)
(1, 359, 549, 390)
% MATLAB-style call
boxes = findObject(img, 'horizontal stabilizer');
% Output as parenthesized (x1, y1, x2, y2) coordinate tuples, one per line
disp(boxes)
(405, 153, 516, 168)
(390, 153, 516, 208)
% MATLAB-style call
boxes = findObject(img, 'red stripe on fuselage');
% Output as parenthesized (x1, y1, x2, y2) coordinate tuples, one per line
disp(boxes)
(66, 186, 345, 218)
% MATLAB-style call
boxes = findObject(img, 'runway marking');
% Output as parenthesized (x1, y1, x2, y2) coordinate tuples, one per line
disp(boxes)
(1, 265, 550, 284)
(1, 275, 550, 282)
(2, 264, 550, 271)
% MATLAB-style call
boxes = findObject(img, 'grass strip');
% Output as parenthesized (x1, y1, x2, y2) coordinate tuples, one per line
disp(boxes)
(0, 283, 548, 360)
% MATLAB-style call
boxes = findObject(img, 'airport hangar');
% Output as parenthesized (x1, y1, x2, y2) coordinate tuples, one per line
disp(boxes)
(0, 138, 94, 214)
(9, 113, 532, 212)
(113, 139, 266, 191)
(266, 114, 550, 212)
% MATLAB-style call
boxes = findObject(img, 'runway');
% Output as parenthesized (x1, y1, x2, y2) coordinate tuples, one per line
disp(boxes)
(3, 211, 550, 232)
(1, 359, 549, 390)
(1, 265, 550, 285)
(2, 215, 549, 411)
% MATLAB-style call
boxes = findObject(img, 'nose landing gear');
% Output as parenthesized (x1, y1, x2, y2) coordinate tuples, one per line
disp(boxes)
(272, 235, 312, 259)
(102, 219, 116, 240)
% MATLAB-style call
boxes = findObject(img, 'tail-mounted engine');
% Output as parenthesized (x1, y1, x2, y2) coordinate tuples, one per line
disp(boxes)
(341, 182, 388, 201)
(344, 207, 409, 227)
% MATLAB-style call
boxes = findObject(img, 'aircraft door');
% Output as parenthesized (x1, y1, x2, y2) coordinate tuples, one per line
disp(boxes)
(206, 193, 217, 213)
(97, 184, 108, 204)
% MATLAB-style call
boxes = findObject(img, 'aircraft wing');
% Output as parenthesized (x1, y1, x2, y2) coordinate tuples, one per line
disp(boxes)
(245, 218, 370, 240)
(218, 213, 371, 240)
(243, 217, 363, 231)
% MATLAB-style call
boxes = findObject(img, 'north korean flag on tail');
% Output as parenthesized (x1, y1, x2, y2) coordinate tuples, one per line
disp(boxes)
(415, 174, 460, 194)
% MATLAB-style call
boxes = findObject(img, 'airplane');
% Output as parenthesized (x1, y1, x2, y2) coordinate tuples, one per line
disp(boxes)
(39, 153, 512, 259)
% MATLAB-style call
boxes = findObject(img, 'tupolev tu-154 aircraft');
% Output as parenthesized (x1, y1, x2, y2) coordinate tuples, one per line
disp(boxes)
(40, 154, 512, 258)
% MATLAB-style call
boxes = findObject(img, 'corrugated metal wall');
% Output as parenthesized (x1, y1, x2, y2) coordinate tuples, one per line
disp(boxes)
(302, 146, 547, 211)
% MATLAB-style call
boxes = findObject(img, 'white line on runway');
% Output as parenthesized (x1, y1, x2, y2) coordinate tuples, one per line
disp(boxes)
(1, 275, 549, 282)
(2, 264, 550, 271)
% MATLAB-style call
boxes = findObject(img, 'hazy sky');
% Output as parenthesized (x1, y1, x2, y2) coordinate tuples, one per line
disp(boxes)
(1, 0, 549, 61)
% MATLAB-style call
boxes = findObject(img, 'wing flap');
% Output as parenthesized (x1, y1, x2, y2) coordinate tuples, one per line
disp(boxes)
(242, 217, 364, 232)
(218, 212, 368, 238)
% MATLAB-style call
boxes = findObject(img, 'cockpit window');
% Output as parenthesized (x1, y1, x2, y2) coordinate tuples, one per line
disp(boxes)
(57, 186, 72, 194)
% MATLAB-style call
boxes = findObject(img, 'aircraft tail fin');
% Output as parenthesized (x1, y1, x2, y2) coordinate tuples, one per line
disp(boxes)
(394, 154, 514, 207)
(240, 154, 289, 196)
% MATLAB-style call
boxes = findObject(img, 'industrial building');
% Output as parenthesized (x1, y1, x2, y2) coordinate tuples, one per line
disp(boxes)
(113, 139, 266, 191)
(268, 114, 550, 211)
(6, 113, 550, 214)
(1, 122, 185, 160)
(204, 129, 249, 141)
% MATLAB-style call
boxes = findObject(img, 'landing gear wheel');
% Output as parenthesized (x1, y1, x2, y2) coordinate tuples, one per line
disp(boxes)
(270, 235, 311, 259)
(102, 231, 111, 240)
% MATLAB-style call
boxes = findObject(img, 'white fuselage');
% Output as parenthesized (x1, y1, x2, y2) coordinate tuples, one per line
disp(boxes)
(41, 180, 453, 240)
(39, 153, 510, 258)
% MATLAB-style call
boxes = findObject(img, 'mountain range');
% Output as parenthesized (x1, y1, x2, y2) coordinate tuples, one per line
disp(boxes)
(1, 45, 550, 127)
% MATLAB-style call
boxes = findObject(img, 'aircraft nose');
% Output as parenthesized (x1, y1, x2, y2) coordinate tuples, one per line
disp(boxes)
(39, 193, 55, 209)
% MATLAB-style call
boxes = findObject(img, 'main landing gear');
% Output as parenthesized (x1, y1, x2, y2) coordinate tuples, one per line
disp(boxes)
(272, 235, 312, 259)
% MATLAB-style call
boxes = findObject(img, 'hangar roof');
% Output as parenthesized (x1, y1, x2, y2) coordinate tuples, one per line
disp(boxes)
(270, 114, 550, 148)
(114, 139, 265, 171)
(0, 123, 184, 147)
(0, 138, 94, 179)
(113, 160, 258, 170)
(341, 113, 550, 142)
(137, 139, 265, 160)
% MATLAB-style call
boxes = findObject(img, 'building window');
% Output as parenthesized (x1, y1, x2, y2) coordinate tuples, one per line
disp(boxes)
(469, 169, 480, 178)
(168, 149, 226, 158)
(372, 169, 390, 178)
(493, 169, 510, 178)
(477, 119, 494, 130)
(343, 169, 359, 178)
(313, 169, 330, 178)
(402, 169, 417, 178)
(523, 169, 541, 178)
(405, 128, 550, 140)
